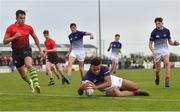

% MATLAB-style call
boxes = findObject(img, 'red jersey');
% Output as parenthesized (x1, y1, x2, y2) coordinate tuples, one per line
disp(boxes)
(5, 23, 34, 51)
(44, 37, 58, 57)
(44, 38, 56, 50)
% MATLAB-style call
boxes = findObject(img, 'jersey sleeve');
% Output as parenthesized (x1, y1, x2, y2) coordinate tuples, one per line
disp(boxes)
(119, 43, 122, 49)
(102, 66, 110, 77)
(119, 43, 122, 53)
(29, 26, 34, 35)
(110, 42, 113, 47)
(79, 31, 86, 37)
(5, 26, 12, 37)
(107, 42, 112, 51)
(51, 39, 56, 48)
(68, 35, 72, 44)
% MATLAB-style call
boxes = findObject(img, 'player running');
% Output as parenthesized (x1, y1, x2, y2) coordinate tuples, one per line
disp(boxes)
(3, 10, 43, 93)
(66, 23, 94, 82)
(43, 30, 69, 86)
(107, 34, 122, 74)
(78, 57, 149, 97)
(149, 17, 179, 87)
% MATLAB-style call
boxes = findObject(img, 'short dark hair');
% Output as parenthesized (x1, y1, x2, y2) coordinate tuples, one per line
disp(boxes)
(70, 23, 76, 28)
(154, 17, 163, 23)
(91, 57, 101, 66)
(115, 34, 120, 37)
(16, 10, 26, 17)
(43, 30, 49, 35)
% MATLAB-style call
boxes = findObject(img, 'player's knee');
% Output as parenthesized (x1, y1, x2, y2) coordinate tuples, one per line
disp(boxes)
(106, 88, 117, 96)
(68, 62, 73, 66)
(25, 62, 33, 68)
(46, 69, 51, 74)
(79, 64, 83, 68)
(164, 62, 170, 67)
(55, 66, 59, 70)
(133, 83, 139, 91)
(156, 68, 160, 73)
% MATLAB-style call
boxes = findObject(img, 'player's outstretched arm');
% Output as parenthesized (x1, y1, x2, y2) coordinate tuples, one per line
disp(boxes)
(149, 41, 155, 53)
(94, 76, 111, 90)
(85, 32, 94, 39)
(168, 39, 179, 46)
(3, 32, 20, 45)
(107, 43, 112, 52)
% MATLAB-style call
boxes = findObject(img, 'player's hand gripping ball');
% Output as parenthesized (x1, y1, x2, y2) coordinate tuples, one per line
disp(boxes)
(81, 80, 94, 96)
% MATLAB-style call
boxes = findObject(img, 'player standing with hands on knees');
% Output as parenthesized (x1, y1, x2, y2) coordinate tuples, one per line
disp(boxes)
(3, 10, 43, 93)
(149, 17, 179, 87)
(66, 23, 94, 82)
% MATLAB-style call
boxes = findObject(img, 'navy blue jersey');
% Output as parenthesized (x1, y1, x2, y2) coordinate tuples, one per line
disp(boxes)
(110, 41, 122, 55)
(150, 27, 171, 50)
(68, 31, 86, 50)
(82, 65, 110, 85)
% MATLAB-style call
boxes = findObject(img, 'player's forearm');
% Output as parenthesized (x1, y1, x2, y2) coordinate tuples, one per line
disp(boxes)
(3, 36, 16, 44)
(68, 45, 72, 54)
(168, 40, 174, 46)
(107, 43, 112, 52)
(168, 40, 179, 46)
(86, 32, 94, 39)
(149, 42, 154, 53)
(107, 47, 111, 52)
(34, 38, 42, 52)
(95, 81, 111, 90)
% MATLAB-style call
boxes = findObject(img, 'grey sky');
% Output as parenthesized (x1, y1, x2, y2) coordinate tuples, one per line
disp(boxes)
(1, 0, 180, 56)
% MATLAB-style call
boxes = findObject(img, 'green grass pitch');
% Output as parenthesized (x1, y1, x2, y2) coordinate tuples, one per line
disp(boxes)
(0, 69, 180, 111)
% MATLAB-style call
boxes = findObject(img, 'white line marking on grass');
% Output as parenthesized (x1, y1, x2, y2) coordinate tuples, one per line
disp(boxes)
(1, 92, 180, 102)
(0, 92, 80, 97)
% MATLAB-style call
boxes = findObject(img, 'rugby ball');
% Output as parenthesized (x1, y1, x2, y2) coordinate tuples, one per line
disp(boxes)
(85, 88, 94, 96)
(82, 80, 94, 96)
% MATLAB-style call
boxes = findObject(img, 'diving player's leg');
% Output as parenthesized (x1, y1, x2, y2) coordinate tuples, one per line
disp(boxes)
(106, 87, 134, 96)
(105, 76, 149, 97)
(120, 79, 149, 96)
(105, 76, 136, 96)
